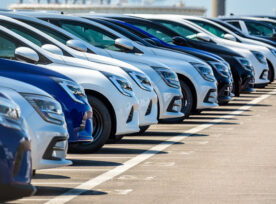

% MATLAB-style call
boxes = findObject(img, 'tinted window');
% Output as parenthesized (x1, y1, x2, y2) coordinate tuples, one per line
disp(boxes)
(245, 21, 274, 37)
(190, 19, 227, 38)
(227, 21, 242, 30)
(20, 19, 70, 45)
(0, 33, 17, 59)
(48, 19, 126, 52)
(154, 20, 200, 40)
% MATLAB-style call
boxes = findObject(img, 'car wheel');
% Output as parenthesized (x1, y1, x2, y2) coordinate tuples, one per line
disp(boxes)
(180, 80, 193, 118)
(268, 65, 274, 83)
(69, 95, 112, 153)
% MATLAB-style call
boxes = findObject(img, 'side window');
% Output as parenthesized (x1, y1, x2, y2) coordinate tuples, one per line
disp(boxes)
(227, 21, 242, 30)
(0, 34, 17, 59)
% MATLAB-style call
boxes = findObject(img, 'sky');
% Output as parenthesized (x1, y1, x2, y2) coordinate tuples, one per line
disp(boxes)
(0, 0, 276, 17)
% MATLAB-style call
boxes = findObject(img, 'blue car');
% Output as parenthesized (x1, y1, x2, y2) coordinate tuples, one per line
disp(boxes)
(0, 58, 93, 151)
(0, 92, 36, 202)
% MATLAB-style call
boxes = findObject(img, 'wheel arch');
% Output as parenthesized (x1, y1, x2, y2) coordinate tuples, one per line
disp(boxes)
(85, 89, 117, 138)
(177, 74, 197, 111)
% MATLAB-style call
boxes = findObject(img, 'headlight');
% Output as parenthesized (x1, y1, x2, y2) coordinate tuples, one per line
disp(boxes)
(251, 51, 267, 65)
(152, 67, 180, 89)
(270, 48, 276, 57)
(190, 62, 215, 82)
(22, 94, 64, 125)
(209, 61, 230, 78)
(102, 72, 133, 97)
(235, 57, 254, 72)
(52, 77, 86, 104)
(0, 94, 21, 130)
(124, 69, 152, 92)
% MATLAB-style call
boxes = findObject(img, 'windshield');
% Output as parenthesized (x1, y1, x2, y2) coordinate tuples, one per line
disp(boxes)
(115, 18, 177, 44)
(153, 20, 200, 40)
(46, 19, 126, 52)
(20, 19, 70, 45)
(189, 19, 228, 38)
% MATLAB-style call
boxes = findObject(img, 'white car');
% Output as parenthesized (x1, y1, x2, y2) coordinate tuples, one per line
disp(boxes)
(0, 26, 140, 152)
(6, 11, 184, 121)
(0, 14, 158, 132)
(0, 77, 72, 170)
(133, 14, 271, 87)
(21, 13, 218, 117)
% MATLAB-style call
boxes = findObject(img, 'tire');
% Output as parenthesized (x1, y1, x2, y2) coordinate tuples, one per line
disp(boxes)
(268, 65, 274, 83)
(69, 95, 112, 153)
(180, 80, 193, 119)
(232, 79, 240, 97)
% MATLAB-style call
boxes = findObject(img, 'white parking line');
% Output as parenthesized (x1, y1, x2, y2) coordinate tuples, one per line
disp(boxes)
(45, 89, 276, 204)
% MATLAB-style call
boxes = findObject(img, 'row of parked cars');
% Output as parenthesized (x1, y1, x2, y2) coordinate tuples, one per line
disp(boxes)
(0, 11, 275, 202)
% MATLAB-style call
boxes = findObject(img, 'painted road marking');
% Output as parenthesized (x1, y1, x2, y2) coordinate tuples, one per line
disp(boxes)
(44, 89, 276, 204)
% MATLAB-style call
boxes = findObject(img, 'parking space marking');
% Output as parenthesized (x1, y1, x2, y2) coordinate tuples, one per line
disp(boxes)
(38, 168, 110, 172)
(45, 89, 276, 204)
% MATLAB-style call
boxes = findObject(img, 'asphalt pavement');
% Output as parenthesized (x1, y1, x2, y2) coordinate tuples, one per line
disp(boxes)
(10, 82, 276, 204)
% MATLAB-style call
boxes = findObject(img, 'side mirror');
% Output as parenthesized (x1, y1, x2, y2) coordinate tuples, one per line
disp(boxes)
(15, 47, 39, 64)
(196, 33, 211, 42)
(224, 34, 237, 41)
(172, 36, 187, 46)
(42, 44, 64, 56)
(115, 38, 134, 51)
(66, 39, 88, 52)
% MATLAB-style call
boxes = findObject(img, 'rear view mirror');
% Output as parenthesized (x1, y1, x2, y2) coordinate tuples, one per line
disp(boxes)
(115, 38, 134, 51)
(66, 39, 88, 52)
(42, 44, 64, 56)
(196, 33, 211, 42)
(15, 47, 39, 64)
(224, 34, 237, 41)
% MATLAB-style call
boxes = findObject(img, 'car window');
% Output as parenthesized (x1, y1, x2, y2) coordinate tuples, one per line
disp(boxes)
(0, 21, 73, 56)
(154, 20, 200, 40)
(48, 19, 128, 52)
(0, 33, 17, 59)
(245, 21, 274, 37)
(20, 19, 70, 45)
(190, 19, 227, 38)
(227, 21, 242, 30)
(0, 31, 51, 64)
(125, 21, 174, 44)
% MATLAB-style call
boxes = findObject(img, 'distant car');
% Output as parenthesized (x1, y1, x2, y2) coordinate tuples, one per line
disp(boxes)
(220, 17, 276, 42)
(0, 26, 140, 152)
(0, 77, 72, 170)
(149, 15, 270, 87)
(0, 89, 36, 202)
